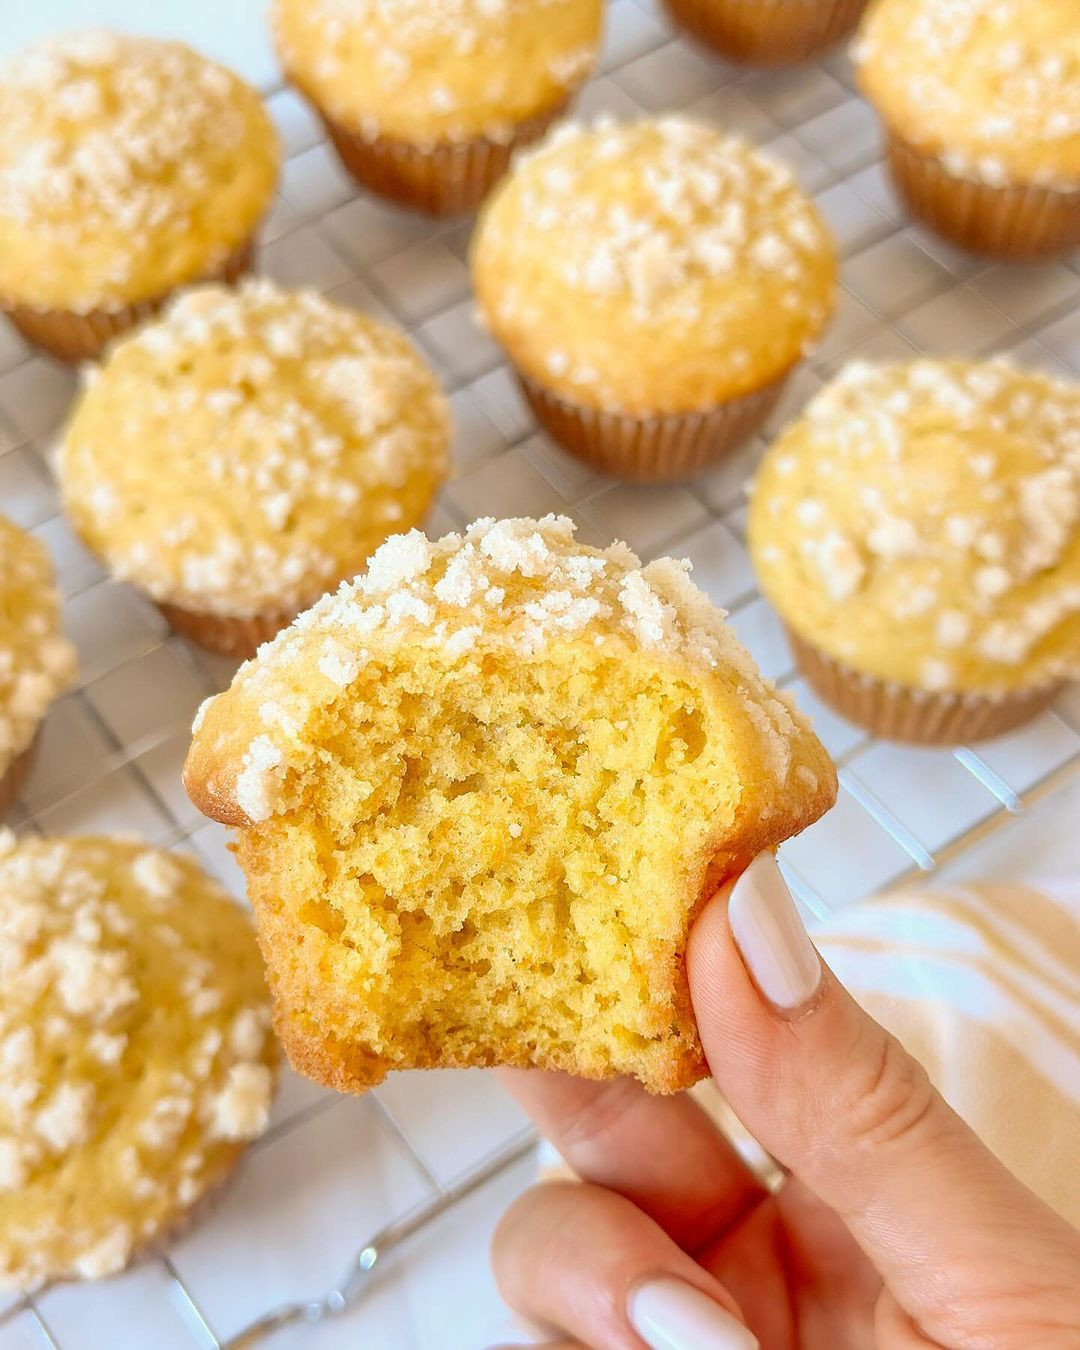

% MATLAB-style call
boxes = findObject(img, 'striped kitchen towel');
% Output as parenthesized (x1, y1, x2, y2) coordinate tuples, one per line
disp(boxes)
(811, 878, 1079, 1224)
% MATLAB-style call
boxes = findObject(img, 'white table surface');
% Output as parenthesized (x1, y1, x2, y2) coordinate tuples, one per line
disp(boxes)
(1, 4, 1078, 1349)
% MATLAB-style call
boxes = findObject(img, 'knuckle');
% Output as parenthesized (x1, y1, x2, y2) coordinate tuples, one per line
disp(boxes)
(841, 1027, 937, 1151)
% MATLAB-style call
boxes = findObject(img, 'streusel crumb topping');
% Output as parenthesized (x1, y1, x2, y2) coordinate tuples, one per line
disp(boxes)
(190, 516, 812, 824)
(0, 833, 275, 1291)
(60, 281, 450, 618)
(0, 516, 76, 776)
(749, 359, 1080, 694)
(855, 0, 1080, 188)
(472, 117, 835, 413)
(272, 0, 601, 144)
(0, 30, 278, 310)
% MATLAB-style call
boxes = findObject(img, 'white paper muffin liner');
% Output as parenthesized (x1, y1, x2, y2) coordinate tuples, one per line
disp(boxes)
(517, 368, 790, 483)
(886, 132, 1080, 260)
(663, 0, 869, 65)
(1, 237, 257, 363)
(156, 602, 297, 661)
(320, 96, 572, 217)
(786, 626, 1063, 746)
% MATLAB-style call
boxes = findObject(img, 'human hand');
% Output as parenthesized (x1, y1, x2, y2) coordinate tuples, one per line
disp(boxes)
(492, 852, 1080, 1348)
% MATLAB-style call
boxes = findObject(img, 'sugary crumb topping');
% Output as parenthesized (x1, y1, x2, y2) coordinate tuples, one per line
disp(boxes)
(0, 516, 77, 777)
(0, 832, 275, 1292)
(60, 280, 450, 618)
(0, 30, 278, 308)
(272, 0, 600, 143)
(209, 1063, 274, 1140)
(512, 118, 829, 310)
(750, 359, 1080, 691)
(472, 117, 835, 412)
(203, 516, 810, 823)
(855, 0, 1080, 188)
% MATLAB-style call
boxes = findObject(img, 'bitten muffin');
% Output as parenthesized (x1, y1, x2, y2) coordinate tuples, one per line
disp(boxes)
(0, 833, 277, 1291)
(183, 516, 836, 1096)
(272, 0, 602, 215)
(59, 281, 451, 659)
(663, 0, 868, 67)
(471, 117, 836, 481)
(747, 359, 1080, 744)
(854, 0, 1080, 259)
(0, 30, 279, 361)
(0, 516, 77, 811)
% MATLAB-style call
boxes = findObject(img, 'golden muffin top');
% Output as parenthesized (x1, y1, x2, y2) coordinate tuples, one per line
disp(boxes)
(0, 517, 77, 777)
(855, 0, 1080, 188)
(0, 833, 277, 1291)
(271, 0, 602, 144)
(59, 281, 451, 619)
(748, 359, 1080, 695)
(0, 30, 279, 312)
(184, 515, 830, 827)
(471, 117, 836, 415)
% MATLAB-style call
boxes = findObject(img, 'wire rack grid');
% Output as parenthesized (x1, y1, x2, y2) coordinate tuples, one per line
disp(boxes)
(0, 1, 1079, 1345)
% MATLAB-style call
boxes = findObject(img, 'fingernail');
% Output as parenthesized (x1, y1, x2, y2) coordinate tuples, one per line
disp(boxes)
(629, 1276, 758, 1349)
(728, 852, 822, 1011)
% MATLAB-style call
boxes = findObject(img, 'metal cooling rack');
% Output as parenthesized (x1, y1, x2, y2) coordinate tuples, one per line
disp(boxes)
(0, 1, 1078, 1345)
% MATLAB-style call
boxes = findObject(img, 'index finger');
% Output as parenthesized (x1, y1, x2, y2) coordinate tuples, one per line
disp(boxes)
(498, 1068, 768, 1252)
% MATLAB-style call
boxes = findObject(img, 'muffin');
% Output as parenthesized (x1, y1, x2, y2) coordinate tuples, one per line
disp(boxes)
(663, 0, 869, 66)
(59, 281, 451, 659)
(0, 516, 77, 811)
(272, 0, 602, 216)
(747, 359, 1080, 744)
(183, 515, 837, 1096)
(854, 0, 1080, 259)
(471, 117, 836, 482)
(0, 30, 279, 362)
(0, 832, 277, 1291)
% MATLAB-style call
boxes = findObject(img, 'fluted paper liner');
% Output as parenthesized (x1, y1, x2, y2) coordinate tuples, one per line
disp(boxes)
(321, 97, 571, 217)
(663, 0, 868, 65)
(1, 237, 257, 364)
(157, 602, 296, 662)
(517, 369, 789, 483)
(886, 133, 1080, 261)
(786, 626, 1062, 746)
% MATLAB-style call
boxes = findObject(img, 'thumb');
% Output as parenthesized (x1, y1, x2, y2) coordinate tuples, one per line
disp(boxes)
(687, 852, 1080, 1345)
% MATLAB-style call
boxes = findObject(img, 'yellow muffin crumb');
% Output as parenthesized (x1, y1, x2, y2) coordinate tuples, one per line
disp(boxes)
(855, 0, 1080, 189)
(0, 516, 76, 780)
(471, 116, 836, 415)
(0, 833, 277, 1291)
(184, 517, 835, 1095)
(748, 359, 1080, 695)
(59, 281, 451, 621)
(0, 30, 279, 312)
(272, 0, 602, 145)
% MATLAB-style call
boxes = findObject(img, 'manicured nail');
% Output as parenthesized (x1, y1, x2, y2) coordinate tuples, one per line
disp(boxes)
(728, 852, 822, 1011)
(629, 1277, 759, 1349)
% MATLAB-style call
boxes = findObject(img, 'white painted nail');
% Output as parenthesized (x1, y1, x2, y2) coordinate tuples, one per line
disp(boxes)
(629, 1277, 759, 1349)
(728, 852, 822, 1011)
